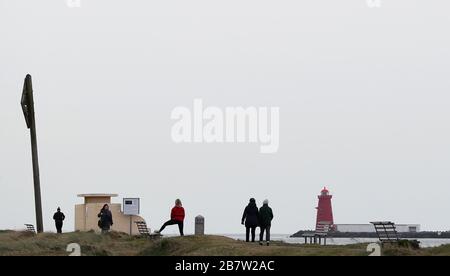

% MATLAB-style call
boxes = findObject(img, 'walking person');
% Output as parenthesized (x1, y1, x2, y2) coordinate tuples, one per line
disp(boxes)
(98, 204, 113, 234)
(155, 199, 185, 236)
(258, 199, 274, 246)
(241, 198, 259, 242)
(53, 207, 65, 234)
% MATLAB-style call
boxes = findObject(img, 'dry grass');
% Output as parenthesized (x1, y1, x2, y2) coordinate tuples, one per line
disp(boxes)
(0, 231, 142, 256)
(139, 235, 368, 256)
(0, 231, 448, 256)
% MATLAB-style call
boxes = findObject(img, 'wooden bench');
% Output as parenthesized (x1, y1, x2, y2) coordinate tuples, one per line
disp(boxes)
(24, 224, 36, 234)
(370, 221, 399, 243)
(135, 221, 161, 239)
(302, 221, 331, 245)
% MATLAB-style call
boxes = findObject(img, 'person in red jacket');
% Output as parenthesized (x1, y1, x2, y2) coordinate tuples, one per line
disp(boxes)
(155, 199, 185, 236)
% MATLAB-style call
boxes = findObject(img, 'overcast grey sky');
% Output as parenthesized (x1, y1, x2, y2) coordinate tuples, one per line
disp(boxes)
(1, 0, 450, 235)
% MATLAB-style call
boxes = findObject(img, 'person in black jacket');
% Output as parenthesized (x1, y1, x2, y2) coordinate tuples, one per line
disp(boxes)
(98, 204, 113, 234)
(258, 199, 274, 246)
(53, 207, 65, 234)
(241, 198, 259, 242)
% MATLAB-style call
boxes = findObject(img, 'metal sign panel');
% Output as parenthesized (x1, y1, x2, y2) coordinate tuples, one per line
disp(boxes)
(21, 76, 31, 129)
(123, 198, 140, 215)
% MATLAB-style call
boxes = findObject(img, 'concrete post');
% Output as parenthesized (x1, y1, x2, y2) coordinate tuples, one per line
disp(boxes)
(195, 215, 205, 235)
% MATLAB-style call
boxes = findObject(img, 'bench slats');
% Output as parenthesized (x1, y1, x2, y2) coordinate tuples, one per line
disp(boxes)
(24, 224, 36, 234)
(135, 221, 161, 239)
(370, 221, 399, 243)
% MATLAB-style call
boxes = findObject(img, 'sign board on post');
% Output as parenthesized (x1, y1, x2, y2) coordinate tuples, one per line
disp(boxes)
(123, 198, 140, 215)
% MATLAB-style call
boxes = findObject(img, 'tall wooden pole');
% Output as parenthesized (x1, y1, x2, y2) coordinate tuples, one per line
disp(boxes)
(21, 74, 44, 233)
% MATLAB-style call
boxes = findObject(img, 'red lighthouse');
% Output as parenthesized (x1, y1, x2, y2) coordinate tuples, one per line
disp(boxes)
(316, 187, 334, 230)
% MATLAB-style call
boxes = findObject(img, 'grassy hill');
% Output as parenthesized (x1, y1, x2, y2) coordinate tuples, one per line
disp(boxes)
(0, 230, 449, 256)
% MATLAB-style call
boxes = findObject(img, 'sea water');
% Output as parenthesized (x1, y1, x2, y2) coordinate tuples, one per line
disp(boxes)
(223, 234, 450, 248)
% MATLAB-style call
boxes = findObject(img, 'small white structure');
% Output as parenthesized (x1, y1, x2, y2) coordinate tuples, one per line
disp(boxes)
(335, 224, 421, 233)
(75, 194, 146, 235)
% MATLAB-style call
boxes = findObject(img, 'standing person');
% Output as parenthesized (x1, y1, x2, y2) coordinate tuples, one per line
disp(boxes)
(258, 199, 274, 246)
(155, 199, 185, 236)
(98, 204, 113, 234)
(53, 207, 65, 234)
(241, 198, 259, 242)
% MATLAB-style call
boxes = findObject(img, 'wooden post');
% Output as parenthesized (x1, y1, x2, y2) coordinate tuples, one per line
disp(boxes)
(21, 74, 43, 233)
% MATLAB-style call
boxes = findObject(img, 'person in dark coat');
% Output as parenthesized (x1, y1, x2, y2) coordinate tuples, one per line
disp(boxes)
(53, 207, 65, 234)
(241, 198, 259, 242)
(98, 204, 113, 234)
(155, 199, 185, 236)
(258, 199, 274, 246)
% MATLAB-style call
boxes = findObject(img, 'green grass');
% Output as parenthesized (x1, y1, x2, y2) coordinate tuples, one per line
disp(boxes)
(0, 231, 448, 256)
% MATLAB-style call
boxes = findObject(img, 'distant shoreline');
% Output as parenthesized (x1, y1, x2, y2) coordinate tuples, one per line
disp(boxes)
(291, 230, 450, 239)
